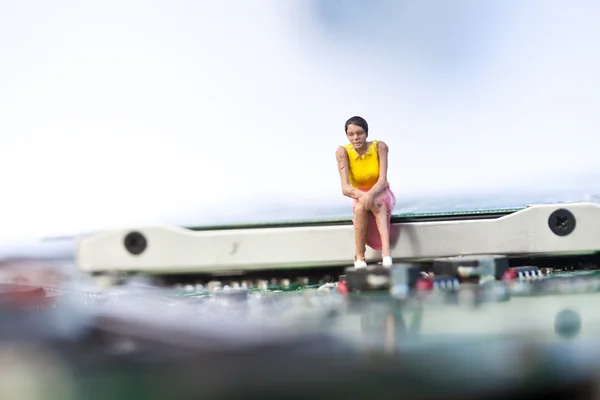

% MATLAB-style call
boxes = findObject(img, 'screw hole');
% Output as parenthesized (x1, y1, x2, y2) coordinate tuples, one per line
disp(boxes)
(123, 232, 147, 255)
(548, 209, 576, 237)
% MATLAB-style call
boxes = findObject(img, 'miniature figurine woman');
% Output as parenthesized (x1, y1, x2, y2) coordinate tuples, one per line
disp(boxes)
(336, 116, 396, 268)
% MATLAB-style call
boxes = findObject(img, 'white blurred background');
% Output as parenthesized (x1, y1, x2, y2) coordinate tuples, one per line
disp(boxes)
(1, 0, 599, 242)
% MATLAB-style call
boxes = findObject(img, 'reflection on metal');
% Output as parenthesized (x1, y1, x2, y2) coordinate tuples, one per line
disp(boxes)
(554, 309, 582, 339)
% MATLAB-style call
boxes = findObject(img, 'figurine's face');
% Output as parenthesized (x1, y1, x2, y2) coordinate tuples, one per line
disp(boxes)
(346, 123, 368, 150)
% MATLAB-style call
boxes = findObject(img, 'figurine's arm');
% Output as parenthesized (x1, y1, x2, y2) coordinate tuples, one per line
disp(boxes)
(336, 146, 364, 199)
(369, 141, 389, 196)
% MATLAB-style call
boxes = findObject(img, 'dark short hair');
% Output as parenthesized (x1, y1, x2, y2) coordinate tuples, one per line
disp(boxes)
(345, 116, 368, 134)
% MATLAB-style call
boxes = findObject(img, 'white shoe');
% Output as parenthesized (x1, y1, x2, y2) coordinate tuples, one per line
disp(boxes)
(354, 258, 368, 269)
(382, 256, 393, 268)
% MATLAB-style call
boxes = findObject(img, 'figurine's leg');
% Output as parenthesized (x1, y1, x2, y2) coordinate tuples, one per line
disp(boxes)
(352, 200, 369, 267)
(371, 188, 395, 266)
(372, 198, 391, 257)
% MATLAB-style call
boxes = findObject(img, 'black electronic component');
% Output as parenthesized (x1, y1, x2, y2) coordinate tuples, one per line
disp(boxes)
(432, 255, 509, 281)
(345, 264, 421, 292)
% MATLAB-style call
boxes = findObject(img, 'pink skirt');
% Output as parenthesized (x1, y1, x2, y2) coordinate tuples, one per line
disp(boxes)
(351, 186, 396, 250)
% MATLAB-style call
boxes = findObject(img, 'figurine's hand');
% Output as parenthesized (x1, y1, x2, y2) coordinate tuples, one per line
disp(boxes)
(343, 185, 363, 200)
(359, 191, 374, 210)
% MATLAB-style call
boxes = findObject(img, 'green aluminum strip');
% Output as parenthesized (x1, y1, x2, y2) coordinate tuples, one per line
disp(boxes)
(186, 207, 524, 231)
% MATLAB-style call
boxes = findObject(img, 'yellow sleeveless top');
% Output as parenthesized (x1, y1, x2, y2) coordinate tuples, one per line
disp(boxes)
(344, 140, 381, 190)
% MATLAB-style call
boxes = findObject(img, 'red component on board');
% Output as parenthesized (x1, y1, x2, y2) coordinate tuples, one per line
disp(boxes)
(337, 281, 349, 294)
(502, 266, 541, 281)
(502, 269, 518, 280)
(0, 284, 49, 307)
(415, 278, 434, 291)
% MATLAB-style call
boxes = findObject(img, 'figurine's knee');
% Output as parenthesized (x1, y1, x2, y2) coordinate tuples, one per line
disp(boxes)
(371, 198, 387, 215)
(354, 201, 367, 215)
